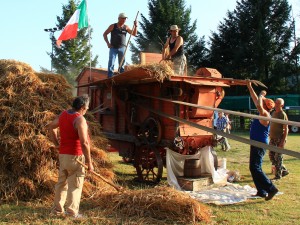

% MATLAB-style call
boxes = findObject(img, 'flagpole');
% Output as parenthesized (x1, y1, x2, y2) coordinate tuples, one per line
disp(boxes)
(88, 23, 92, 82)
(118, 11, 139, 73)
(88, 27, 91, 80)
(85, 0, 92, 83)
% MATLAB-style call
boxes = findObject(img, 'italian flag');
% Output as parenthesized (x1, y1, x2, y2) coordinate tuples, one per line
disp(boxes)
(56, 0, 88, 47)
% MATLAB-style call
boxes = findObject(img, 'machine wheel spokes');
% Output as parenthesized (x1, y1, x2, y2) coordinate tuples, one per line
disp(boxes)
(134, 145, 163, 183)
(138, 117, 162, 145)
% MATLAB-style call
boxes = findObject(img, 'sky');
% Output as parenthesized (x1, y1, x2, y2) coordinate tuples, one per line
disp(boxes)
(1, 0, 299, 72)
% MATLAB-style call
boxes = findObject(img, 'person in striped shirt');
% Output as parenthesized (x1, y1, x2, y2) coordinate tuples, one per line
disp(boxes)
(216, 112, 231, 151)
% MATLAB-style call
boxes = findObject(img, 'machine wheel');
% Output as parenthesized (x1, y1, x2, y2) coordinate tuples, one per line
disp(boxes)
(138, 117, 162, 145)
(290, 125, 299, 133)
(134, 145, 163, 183)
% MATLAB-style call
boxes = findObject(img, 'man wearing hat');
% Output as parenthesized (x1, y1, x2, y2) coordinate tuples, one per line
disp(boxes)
(247, 81, 279, 201)
(163, 25, 186, 76)
(103, 13, 138, 78)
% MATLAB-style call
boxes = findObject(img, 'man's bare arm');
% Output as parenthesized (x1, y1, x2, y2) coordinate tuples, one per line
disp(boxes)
(126, 20, 138, 36)
(247, 81, 258, 104)
(163, 37, 170, 59)
(47, 116, 60, 147)
(76, 117, 94, 171)
(103, 24, 114, 48)
(280, 122, 289, 147)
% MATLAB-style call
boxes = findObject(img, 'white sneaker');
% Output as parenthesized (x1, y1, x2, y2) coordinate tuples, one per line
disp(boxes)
(225, 146, 231, 151)
(73, 214, 84, 219)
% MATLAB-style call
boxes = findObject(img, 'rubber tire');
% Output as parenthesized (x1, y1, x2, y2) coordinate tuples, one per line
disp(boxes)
(290, 125, 299, 133)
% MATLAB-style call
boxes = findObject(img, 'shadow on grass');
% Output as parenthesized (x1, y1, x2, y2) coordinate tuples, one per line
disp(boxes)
(114, 169, 168, 190)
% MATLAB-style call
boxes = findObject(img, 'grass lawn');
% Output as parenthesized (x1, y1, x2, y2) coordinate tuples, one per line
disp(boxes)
(207, 132, 300, 225)
(0, 132, 299, 224)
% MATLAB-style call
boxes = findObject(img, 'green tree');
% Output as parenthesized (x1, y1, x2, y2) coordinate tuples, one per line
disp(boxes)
(209, 0, 294, 94)
(39, 66, 51, 74)
(287, 17, 300, 93)
(131, 0, 208, 74)
(51, 0, 98, 85)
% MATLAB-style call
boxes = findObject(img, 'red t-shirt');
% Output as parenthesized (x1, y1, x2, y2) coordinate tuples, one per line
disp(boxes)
(58, 110, 83, 155)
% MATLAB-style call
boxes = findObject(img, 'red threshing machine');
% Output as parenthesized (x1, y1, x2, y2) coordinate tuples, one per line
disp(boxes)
(77, 55, 261, 183)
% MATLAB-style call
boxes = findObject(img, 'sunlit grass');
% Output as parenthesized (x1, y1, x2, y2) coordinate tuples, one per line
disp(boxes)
(0, 133, 299, 224)
(208, 132, 300, 225)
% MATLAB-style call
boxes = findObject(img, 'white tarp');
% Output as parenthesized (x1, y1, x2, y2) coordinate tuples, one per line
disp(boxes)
(166, 146, 227, 190)
(165, 146, 282, 205)
(186, 184, 257, 205)
(187, 184, 283, 205)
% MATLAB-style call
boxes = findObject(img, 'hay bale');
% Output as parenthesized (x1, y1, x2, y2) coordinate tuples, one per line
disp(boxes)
(93, 186, 211, 224)
(126, 63, 174, 82)
(0, 60, 211, 224)
(0, 59, 115, 201)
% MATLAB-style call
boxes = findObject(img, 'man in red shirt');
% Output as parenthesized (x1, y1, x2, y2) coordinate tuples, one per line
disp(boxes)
(47, 94, 94, 218)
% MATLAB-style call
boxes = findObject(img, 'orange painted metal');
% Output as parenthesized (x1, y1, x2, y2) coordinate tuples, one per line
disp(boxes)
(195, 67, 222, 78)
(76, 66, 242, 156)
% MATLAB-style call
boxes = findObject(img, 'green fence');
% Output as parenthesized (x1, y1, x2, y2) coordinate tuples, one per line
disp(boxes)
(219, 94, 300, 111)
(219, 94, 300, 131)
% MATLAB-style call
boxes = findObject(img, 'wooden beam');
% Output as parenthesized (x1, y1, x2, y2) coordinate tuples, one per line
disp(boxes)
(132, 92, 300, 128)
(132, 102, 300, 159)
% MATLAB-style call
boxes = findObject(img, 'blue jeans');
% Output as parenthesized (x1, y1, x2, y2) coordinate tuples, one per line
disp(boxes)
(108, 46, 126, 78)
(249, 145, 276, 196)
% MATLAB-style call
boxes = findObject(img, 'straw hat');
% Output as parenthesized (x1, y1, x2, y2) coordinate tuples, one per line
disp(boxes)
(169, 25, 181, 31)
(118, 13, 128, 18)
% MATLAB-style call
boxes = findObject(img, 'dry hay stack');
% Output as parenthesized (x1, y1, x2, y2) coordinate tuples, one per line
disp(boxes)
(126, 62, 174, 82)
(91, 186, 211, 224)
(0, 59, 115, 202)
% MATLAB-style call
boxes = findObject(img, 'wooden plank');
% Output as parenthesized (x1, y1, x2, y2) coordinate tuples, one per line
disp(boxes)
(169, 76, 266, 88)
(177, 176, 213, 191)
(132, 92, 300, 128)
(133, 101, 300, 158)
(77, 67, 266, 88)
(101, 131, 137, 143)
(183, 80, 230, 87)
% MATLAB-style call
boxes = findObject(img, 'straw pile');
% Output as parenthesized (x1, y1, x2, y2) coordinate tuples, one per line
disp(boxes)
(0, 59, 115, 202)
(92, 186, 211, 224)
(126, 62, 174, 82)
(0, 60, 211, 224)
